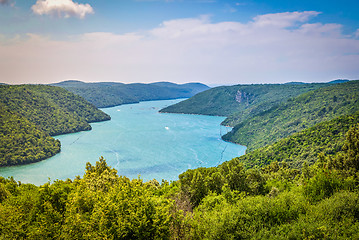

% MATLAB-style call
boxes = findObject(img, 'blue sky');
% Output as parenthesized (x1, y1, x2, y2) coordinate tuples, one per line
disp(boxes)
(3, 0, 359, 35)
(1, 0, 359, 84)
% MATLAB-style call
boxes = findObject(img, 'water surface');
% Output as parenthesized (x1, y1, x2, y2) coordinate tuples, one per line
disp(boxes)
(0, 99, 246, 185)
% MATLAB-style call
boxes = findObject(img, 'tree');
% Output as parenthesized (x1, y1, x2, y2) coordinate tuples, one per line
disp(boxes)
(327, 123, 359, 176)
(84, 156, 119, 192)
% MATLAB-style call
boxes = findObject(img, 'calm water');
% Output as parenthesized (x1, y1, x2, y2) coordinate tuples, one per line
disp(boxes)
(0, 99, 246, 185)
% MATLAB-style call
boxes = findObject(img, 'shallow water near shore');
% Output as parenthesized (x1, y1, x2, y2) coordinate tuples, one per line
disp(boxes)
(0, 99, 246, 185)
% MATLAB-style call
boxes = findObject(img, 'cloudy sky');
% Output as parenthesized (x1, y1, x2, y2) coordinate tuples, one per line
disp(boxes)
(1, 0, 359, 85)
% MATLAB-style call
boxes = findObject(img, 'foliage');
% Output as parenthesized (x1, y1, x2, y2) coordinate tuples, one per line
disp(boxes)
(0, 159, 176, 239)
(327, 123, 359, 176)
(178, 158, 269, 208)
(52, 80, 209, 108)
(223, 80, 359, 151)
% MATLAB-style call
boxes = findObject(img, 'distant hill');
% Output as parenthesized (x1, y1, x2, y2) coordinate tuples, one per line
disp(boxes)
(283, 79, 350, 85)
(328, 79, 350, 84)
(160, 83, 328, 127)
(284, 81, 306, 85)
(52, 80, 209, 108)
(0, 84, 110, 166)
(223, 80, 359, 151)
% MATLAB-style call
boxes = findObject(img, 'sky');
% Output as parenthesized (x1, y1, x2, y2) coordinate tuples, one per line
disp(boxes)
(1, 0, 359, 85)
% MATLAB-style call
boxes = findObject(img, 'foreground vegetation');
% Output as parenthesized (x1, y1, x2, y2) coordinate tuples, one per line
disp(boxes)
(1, 122, 359, 239)
(0, 85, 110, 166)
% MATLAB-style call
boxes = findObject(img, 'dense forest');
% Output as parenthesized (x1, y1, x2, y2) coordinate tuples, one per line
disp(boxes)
(0, 85, 110, 136)
(0, 122, 358, 239)
(0, 85, 110, 166)
(236, 110, 359, 168)
(223, 80, 359, 151)
(0, 105, 61, 166)
(52, 80, 209, 108)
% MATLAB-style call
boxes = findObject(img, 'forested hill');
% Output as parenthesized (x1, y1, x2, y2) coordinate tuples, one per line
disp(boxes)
(159, 83, 327, 127)
(236, 110, 359, 168)
(0, 85, 110, 166)
(0, 85, 110, 136)
(0, 105, 61, 166)
(223, 80, 359, 151)
(52, 80, 209, 108)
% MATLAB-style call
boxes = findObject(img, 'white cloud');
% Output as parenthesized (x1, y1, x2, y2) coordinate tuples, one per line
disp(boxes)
(298, 23, 342, 37)
(1, 11, 359, 85)
(252, 11, 320, 28)
(356, 29, 359, 38)
(31, 0, 94, 19)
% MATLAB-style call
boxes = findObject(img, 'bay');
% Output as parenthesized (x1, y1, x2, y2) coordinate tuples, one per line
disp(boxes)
(0, 99, 246, 185)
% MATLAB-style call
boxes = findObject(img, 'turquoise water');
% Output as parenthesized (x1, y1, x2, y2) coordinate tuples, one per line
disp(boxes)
(0, 99, 246, 185)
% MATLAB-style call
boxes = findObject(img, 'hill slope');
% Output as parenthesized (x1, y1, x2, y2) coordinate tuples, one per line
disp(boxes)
(0, 84, 110, 166)
(0, 85, 110, 136)
(0, 105, 61, 166)
(236, 110, 359, 168)
(52, 80, 210, 108)
(159, 83, 327, 126)
(223, 80, 359, 151)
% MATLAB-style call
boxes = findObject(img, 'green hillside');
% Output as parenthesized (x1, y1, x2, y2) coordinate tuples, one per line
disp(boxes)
(0, 85, 110, 136)
(0, 84, 110, 166)
(0, 105, 60, 166)
(236, 111, 359, 168)
(223, 80, 359, 151)
(160, 83, 327, 126)
(52, 80, 209, 108)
